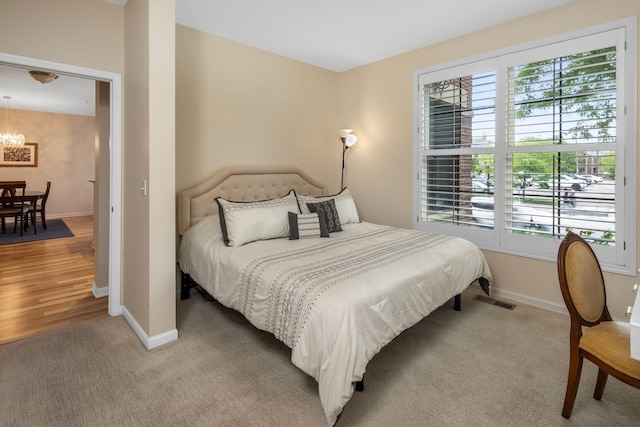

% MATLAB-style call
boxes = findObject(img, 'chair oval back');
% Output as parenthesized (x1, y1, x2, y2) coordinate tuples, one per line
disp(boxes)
(0, 183, 25, 208)
(0, 186, 16, 207)
(558, 231, 606, 325)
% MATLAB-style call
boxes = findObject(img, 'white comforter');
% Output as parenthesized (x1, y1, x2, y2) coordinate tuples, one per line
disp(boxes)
(178, 217, 492, 425)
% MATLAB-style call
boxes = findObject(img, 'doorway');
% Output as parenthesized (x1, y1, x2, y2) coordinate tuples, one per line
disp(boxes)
(0, 52, 123, 317)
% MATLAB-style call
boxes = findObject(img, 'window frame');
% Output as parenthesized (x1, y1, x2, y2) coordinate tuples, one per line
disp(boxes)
(412, 18, 637, 276)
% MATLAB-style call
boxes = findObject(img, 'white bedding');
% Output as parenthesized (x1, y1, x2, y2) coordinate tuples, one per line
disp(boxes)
(178, 216, 492, 425)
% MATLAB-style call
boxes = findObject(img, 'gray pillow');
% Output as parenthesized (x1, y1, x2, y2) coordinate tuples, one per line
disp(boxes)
(288, 211, 330, 239)
(306, 198, 342, 233)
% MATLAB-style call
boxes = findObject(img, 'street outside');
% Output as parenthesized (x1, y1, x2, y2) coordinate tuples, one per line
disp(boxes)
(472, 180, 615, 237)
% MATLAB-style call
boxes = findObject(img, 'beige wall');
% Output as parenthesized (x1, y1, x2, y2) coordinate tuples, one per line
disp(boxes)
(0, 108, 94, 217)
(148, 0, 176, 337)
(1, 1, 179, 342)
(337, 0, 640, 318)
(123, 0, 151, 334)
(0, 0, 124, 73)
(175, 25, 340, 194)
(123, 0, 176, 338)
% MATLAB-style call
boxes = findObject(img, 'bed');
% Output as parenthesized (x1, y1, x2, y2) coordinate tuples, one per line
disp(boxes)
(177, 165, 492, 426)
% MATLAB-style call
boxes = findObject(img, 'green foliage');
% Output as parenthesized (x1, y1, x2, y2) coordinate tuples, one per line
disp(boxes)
(475, 147, 609, 180)
(565, 228, 615, 246)
(598, 151, 616, 177)
(514, 47, 616, 144)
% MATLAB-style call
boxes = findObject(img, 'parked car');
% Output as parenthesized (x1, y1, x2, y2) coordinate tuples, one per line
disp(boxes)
(546, 175, 586, 191)
(472, 180, 492, 194)
(580, 174, 604, 183)
(567, 173, 593, 185)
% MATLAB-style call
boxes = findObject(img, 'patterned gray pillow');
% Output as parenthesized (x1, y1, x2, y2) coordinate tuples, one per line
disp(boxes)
(306, 199, 342, 233)
(297, 187, 360, 224)
(288, 211, 330, 239)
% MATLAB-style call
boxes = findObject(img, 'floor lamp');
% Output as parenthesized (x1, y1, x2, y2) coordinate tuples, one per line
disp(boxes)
(339, 129, 358, 190)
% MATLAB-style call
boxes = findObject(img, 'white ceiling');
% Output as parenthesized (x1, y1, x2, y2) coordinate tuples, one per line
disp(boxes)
(0, 64, 95, 116)
(1, 0, 575, 116)
(176, 0, 575, 73)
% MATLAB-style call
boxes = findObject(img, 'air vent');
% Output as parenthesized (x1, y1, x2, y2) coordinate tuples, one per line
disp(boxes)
(473, 294, 515, 310)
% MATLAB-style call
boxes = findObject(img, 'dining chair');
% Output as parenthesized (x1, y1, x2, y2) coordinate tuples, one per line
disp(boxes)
(25, 181, 51, 230)
(0, 182, 27, 236)
(556, 231, 640, 418)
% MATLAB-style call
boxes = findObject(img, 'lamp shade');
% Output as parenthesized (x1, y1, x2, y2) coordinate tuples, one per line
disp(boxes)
(344, 134, 357, 148)
(338, 128, 353, 138)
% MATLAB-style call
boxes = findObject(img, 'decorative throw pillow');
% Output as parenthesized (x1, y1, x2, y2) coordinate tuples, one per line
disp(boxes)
(288, 211, 329, 240)
(306, 199, 342, 233)
(297, 188, 360, 224)
(216, 189, 299, 247)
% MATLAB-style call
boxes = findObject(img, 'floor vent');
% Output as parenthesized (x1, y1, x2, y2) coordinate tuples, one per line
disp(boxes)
(473, 294, 516, 310)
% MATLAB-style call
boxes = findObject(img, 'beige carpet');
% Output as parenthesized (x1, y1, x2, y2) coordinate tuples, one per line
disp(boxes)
(1, 290, 639, 426)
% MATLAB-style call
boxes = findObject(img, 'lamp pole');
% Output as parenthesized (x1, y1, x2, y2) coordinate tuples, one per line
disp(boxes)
(341, 138, 347, 190)
(338, 130, 357, 190)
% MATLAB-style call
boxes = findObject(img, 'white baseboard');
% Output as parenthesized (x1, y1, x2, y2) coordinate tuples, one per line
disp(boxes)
(49, 211, 94, 219)
(467, 281, 568, 315)
(121, 305, 178, 350)
(489, 288, 568, 315)
(92, 282, 109, 298)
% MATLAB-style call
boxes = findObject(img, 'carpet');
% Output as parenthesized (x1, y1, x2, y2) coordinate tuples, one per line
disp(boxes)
(1, 291, 639, 427)
(0, 218, 74, 245)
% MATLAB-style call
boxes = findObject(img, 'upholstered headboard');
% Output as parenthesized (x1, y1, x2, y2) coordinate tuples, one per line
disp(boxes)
(177, 165, 328, 235)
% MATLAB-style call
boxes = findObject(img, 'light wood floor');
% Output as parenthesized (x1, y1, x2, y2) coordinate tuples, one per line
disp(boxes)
(0, 215, 108, 345)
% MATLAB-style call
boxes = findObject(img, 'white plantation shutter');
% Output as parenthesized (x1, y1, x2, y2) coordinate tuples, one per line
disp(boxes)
(418, 69, 496, 230)
(414, 23, 635, 273)
(503, 42, 618, 243)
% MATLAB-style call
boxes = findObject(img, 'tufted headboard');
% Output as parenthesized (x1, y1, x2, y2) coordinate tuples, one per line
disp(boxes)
(177, 165, 328, 235)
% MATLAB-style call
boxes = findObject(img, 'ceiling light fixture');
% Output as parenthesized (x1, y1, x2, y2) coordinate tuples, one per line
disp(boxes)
(28, 70, 59, 84)
(0, 96, 25, 148)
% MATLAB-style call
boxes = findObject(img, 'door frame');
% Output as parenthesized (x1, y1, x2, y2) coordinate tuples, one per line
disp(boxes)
(0, 52, 122, 316)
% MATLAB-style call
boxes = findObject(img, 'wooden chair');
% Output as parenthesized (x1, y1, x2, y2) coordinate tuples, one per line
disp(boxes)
(26, 181, 51, 230)
(557, 231, 640, 418)
(0, 182, 27, 236)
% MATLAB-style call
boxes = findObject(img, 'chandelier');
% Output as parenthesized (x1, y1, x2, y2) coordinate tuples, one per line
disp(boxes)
(1, 96, 25, 148)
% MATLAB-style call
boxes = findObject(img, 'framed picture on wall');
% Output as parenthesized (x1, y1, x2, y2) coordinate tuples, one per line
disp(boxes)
(0, 142, 38, 167)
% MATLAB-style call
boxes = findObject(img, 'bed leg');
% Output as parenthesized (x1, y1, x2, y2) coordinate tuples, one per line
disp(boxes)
(478, 277, 490, 295)
(355, 378, 364, 392)
(453, 294, 461, 311)
(181, 272, 192, 300)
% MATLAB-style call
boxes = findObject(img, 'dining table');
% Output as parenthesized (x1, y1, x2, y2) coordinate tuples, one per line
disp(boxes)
(21, 190, 46, 205)
(0, 190, 46, 206)
(0, 187, 46, 234)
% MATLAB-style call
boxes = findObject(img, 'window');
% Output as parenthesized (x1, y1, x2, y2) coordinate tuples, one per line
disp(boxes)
(413, 20, 636, 274)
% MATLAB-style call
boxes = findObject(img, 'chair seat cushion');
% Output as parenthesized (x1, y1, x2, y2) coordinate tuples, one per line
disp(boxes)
(0, 207, 22, 216)
(580, 321, 640, 379)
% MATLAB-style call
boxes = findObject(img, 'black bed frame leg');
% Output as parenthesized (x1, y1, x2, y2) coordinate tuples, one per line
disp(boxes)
(181, 272, 192, 300)
(355, 377, 364, 392)
(453, 293, 461, 311)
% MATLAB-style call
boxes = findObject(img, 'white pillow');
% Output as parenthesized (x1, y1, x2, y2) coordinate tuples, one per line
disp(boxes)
(297, 188, 360, 224)
(216, 190, 299, 247)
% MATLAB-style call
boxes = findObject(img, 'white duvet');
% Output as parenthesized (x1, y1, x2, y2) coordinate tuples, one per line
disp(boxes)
(178, 216, 492, 425)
